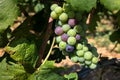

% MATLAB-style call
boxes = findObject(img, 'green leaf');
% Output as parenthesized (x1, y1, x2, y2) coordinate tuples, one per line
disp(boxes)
(100, 0, 120, 11)
(0, 58, 29, 80)
(64, 72, 78, 80)
(65, 0, 97, 12)
(0, 0, 19, 33)
(28, 61, 66, 80)
(5, 38, 38, 68)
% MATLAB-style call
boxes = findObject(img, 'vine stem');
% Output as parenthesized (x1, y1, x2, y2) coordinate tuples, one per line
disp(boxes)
(41, 37, 55, 66)
(35, 17, 53, 68)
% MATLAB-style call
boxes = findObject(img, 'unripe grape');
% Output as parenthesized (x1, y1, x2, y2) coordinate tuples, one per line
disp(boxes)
(68, 19, 77, 27)
(73, 25, 82, 33)
(55, 36, 61, 43)
(71, 56, 78, 62)
(58, 20, 64, 26)
(78, 57, 85, 63)
(67, 11, 75, 18)
(84, 51, 93, 60)
(67, 29, 76, 37)
(76, 43, 82, 50)
(54, 6, 63, 14)
(59, 41, 67, 50)
(67, 37, 76, 45)
(83, 46, 89, 52)
(50, 11, 58, 19)
(54, 26, 63, 35)
(50, 4, 58, 11)
(62, 24, 71, 32)
(66, 45, 74, 52)
(76, 50, 84, 57)
(89, 63, 97, 69)
(85, 61, 91, 65)
(61, 33, 69, 42)
(75, 34, 81, 41)
(59, 13, 68, 22)
(92, 57, 98, 64)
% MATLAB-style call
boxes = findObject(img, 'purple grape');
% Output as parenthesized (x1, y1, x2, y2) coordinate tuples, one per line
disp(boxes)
(61, 33, 69, 42)
(75, 34, 81, 41)
(54, 26, 64, 35)
(66, 45, 74, 52)
(68, 19, 77, 27)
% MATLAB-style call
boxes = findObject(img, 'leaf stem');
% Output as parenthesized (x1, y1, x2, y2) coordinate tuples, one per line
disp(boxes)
(41, 37, 55, 66)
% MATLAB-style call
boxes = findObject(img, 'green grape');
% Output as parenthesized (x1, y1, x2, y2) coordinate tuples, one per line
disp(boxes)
(71, 56, 78, 62)
(80, 62, 85, 66)
(89, 63, 97, 69)
(67, 11, 75, 18)
(55, 36, 61, 43)
(84, 51, 93, 60)
(50, 11, 58, 19)
(67, 29, 76, 37)
(59, 41, 67, 50)
(54, 6, 63, 14)
(62, 24, 71, 32)
(76, 43, 83, 50)
(58, 20, 64, 26)
(50, 4, 58, 11)
(91, 47, 98, 57)
(59, 12, 68, 22)
(67, 37, 76, 45)
(85, 61, 91, 65)
(73, 25, 82, 33)
(76, 50, 84, 57)
(92, 57, 98, 64)
(78, 57, 85, 63)
(83, 46, 88, 52)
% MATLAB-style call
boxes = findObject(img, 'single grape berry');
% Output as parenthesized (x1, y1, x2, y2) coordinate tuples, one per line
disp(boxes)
(58, 20, 64, 26)
(92, 57, 98, 64)
(71, 56, 78, 62)
(67, 29, 76, 37)
(68, 19, 77, 27)
(76, 43, 83, 50)
(89, 63, 97, 69)
(66, 45, 74, 52)
(84, 51, 93, 60)
(62, 24, 71, 32)
(61, 33, 69, 42)
(75, 34, 81, 41)
(67, 37, 76, 45)
(55, 36, 61, 43)
(78, 57, 85, 63)
(73, 25, 82, 33)
(76, 50, 84, 57)
(83, 46, 89, 52)
(67, 11, 75, 18)
(54, 6, 63, 14)
(59, 41, 67, 50)
(85, 61, 91, 65)
(50, 4, 58, 11)
(59, 13, 68, 22)
(55, 26, 64, 35)
(50, 11, 58, 19)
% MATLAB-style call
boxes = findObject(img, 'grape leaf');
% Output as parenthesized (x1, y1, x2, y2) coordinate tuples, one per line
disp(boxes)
(65, 0, 97, 12)
(0, 0, 19, 33)
(64, 72, 78, 80)
(100, 0, 120, 11)
(5, 38, 38, 68)
(28, 61, 66, 80)
(0, 58, 29, 80)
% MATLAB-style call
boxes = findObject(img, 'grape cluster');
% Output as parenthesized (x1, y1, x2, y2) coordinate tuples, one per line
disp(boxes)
(50, 4, 99, 69)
